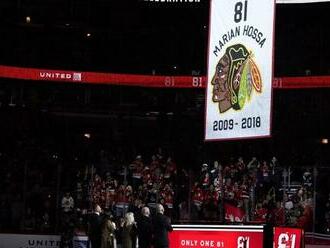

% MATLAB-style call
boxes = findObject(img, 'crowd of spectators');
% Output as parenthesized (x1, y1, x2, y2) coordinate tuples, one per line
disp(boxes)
(83, 151, 181, 219)
(0, 127, 328, 235)
(190, 157, 315, 231)
(190, 157, 276, 222)
(58, 154, 318, 237)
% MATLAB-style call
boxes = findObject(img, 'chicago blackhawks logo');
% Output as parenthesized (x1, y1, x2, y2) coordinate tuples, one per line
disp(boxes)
(211, 44, 262, 113)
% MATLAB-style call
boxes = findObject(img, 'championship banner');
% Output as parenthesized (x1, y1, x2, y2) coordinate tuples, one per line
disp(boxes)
(169, 225, 265, 248)
(205, 0, 275, 141)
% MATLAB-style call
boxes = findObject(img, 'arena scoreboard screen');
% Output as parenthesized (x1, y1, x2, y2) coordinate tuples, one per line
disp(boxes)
(169, 225, 304, 248)
(169, 225, 266, 248)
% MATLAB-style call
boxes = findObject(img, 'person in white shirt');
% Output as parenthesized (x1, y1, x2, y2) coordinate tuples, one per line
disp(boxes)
(61, 192, 74, 214)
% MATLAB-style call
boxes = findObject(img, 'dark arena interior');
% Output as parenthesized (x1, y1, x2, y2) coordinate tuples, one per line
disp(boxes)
(1, 1, 330, 248)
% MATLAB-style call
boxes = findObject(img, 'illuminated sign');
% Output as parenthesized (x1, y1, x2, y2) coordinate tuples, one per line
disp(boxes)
(169, 225, 264, 248)
(274, 227, 303, 248)
(39, 71, 82, 81)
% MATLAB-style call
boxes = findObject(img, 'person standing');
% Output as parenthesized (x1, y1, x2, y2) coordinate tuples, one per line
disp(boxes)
(153, 204, 173, 248)
(61, 192, 75, 215)
(61, 192, 75, 229)
(88, 204, 103, 248)
(101, 212, 116, 248)
(115, 217, 125, 248)
(122, 212, 137, 248)
(137, 207, 152, 248)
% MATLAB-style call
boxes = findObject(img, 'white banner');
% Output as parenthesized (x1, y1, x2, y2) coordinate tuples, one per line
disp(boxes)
(277, 0, 330, 3)
(205, 0, 275, 141)
(0, 234, 61, 248)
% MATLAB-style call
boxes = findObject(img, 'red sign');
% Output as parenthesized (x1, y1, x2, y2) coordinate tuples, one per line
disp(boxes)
(169, 225, 264, 248)
(224, 203, 245, 223)
(1, 65, 330, 89)
(274, 227, 303, 248)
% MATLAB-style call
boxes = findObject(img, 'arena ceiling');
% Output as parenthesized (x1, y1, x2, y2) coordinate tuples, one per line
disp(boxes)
(0, 1, 329, 76)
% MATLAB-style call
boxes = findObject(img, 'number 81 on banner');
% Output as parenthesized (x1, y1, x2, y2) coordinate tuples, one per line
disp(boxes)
(234, 1, 248, 23)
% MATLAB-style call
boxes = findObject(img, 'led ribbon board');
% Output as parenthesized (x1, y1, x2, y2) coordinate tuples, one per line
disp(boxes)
(205, 0, 275, 141)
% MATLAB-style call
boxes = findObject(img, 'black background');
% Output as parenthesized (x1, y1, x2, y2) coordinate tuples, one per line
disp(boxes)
(0, 1, 329, 76)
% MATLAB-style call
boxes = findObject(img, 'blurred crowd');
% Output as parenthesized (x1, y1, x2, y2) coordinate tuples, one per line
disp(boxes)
(190, 157, 314, 229)
(0, 132, 329, 236)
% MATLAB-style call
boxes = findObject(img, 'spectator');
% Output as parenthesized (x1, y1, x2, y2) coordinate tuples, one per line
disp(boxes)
(101, 211, 116, 248)
(88, 204, 103, 248)
(122, 212, 137, 248)
(40, 212, 51, 233)
(153, 204, 172, 248)
(178, 201, 189, 221)
(254, 202, 267, 222)
(137, 207, 153, 248)
(323, 212, 330, 234)
(61, 192, 74, 214)
(273, 201, 285, 226)
(115, 217, 125, 248)
(20, 207, 36, 232)
(128, 198, 142, 217)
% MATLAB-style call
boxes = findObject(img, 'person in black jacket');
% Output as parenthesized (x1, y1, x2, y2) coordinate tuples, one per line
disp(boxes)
(88, 204, 103, 248)
(153, 204, 173, 248)
(137, 207, 153, 248)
